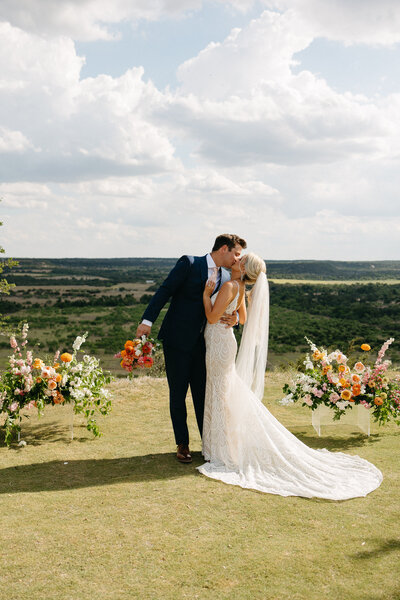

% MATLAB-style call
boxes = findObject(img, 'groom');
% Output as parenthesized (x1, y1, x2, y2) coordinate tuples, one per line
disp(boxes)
(136, 233, 247, 463)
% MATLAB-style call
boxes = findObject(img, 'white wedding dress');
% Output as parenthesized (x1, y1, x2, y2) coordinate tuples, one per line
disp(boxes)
(198, 282, 383, 500)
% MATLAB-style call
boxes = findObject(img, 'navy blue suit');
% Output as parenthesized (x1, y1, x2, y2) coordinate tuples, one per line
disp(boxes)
(142, 254, 229, 445)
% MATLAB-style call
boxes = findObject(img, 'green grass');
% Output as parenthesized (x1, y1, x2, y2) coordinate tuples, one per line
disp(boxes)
(0, 374, 399, 600)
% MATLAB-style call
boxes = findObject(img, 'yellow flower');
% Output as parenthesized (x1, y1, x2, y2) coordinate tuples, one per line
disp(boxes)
(338, 365, 346, 373)
(32, 358, 44, 370)
(380, 392, 387, 400)
(339, 378, 350, 388)
(368, 380, 376, 389)
(341, 390, 352, 401)
(312, 350, 323, 361)
(361, 344, 371, 351)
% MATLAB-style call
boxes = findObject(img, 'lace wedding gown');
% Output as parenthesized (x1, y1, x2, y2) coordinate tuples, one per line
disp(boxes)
(198, 284, 383, 500)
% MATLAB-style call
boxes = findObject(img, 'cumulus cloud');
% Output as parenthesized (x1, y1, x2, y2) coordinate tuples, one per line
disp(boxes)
(0, 22, 177, 183)
(0, 0, 205, 40)
(1, 2, 400, 259)
(167, 10, 392, 169)
(264, 0, 400, 46)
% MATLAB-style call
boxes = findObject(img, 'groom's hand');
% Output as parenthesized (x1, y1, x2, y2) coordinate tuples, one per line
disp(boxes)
(219, 312, 238, 328)
(136, 323, 151, 338)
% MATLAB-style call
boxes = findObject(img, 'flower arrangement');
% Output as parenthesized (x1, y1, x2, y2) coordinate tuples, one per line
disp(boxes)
(114, 337, 158, 376)
(0, 325, 112, 446)
(281, 337, 400, 427)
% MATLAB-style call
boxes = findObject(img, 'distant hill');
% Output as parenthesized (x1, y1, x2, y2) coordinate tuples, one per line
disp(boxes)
(3, 258, 400, 285)
(266, 260, 400, 280)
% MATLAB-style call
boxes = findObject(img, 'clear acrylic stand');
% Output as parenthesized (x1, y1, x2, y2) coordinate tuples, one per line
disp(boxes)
(312, 404, 370, 436)
(70, 403, 74, 441)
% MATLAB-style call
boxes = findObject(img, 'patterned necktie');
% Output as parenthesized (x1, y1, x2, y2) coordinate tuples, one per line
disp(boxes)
(214, 267, 221, 292)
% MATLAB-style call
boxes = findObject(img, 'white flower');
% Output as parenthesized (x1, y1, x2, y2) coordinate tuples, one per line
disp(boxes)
(280, 393, 294, 406)
(336, 400, 349, 410)
(73, 334, 87, 351)
(18, 440, 27, 447)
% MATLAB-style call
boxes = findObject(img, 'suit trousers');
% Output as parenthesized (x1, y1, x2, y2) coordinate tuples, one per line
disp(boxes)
(163, 336, 206, 446)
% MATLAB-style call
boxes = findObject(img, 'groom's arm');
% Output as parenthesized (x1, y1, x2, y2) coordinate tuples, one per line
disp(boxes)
(137, 255, 192, 332)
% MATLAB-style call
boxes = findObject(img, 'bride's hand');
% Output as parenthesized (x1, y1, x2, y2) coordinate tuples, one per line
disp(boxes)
(204, 278, 216, 297)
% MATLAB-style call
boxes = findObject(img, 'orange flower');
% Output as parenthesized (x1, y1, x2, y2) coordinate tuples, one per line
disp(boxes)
(144, 356, 154, 368)
(339, 378, 350, 388)
(53, 392, 65, 405)
(361, 344, 371, 352)
(338, 365, 346, 373)
(351, 374, 361, 384)
(36, 377, 42, 384)
(60, 352, 73, 363)
(120, 350, 127, 358)
(322, 365, 332, 375)
(374, 397, 383, 406)
(55, 374, 62, 383)
(32, 358, 44, 369)
(368, 380, 376, 389)
(48, 380, 57, 390)
(312, 350, 323, 361)
(341, 390, 352, 401)
(352, 384, 361, 397)
(53, 362, 60, 369)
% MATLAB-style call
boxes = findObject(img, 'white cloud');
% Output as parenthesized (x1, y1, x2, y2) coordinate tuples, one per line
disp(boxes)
(0, 0, 204, 41)
(2, 3, 400, 260)
(0, 127, 33, 153)
(264, 0, 400, 46)
(167, 10, 391, 170)
(0, 22, 178, 183)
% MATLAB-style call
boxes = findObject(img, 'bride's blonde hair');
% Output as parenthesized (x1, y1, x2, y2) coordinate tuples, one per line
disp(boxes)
(242, 253, 266, 285)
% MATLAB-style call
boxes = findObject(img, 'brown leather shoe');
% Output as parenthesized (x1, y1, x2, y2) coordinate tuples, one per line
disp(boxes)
(176, 444, 192, 463)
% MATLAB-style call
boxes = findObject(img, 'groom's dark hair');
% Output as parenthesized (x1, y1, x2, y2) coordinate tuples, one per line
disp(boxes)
(212, 234, 247, 252)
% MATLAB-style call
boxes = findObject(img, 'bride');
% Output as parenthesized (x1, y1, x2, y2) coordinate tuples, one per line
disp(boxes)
(198, 253, 382, 500)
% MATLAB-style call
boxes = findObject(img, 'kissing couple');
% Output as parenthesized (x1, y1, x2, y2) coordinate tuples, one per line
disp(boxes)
(137, 234, 382, 500)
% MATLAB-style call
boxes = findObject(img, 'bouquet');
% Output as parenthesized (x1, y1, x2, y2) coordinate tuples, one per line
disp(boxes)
(0, 325, 112, 445)
(281, 337, 400, 427)
(115, 337, 158, 376)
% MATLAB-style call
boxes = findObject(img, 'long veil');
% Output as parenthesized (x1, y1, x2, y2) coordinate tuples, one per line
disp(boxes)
(235, 272, 269, 401)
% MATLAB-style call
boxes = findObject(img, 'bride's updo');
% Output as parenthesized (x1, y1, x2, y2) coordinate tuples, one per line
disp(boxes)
(242, 253, 266, 284)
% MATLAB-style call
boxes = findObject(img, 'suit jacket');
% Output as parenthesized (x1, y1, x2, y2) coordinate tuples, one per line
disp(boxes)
(142, 255, 230, 350)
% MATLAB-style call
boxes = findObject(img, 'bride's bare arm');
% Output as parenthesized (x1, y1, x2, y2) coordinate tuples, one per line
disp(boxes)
(238, 294, 246, 325)
(203, 281, 235, 324)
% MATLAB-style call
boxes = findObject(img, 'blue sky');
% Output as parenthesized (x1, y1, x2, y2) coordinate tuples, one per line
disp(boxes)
(1, 0, 400, 259)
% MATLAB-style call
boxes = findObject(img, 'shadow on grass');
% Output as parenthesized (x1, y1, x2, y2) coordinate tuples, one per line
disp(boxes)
(351, 537, 400, 560)
(289, 429, 382, 451)
(0, 419, 97, 447)
(0, 451, 205, 494)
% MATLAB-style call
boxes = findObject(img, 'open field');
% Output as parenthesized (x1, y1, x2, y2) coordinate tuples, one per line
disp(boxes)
(269, 278, 400, 285)
(0, 374, 399, 600)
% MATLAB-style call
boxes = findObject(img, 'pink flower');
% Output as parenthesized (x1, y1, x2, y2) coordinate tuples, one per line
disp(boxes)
(26, 351, 33, 365)
(10, 336, 17, 349)
(311, 387, 324, 398)
(329, 392, 340, 404)
(10, 402, 18, 412)
(304, 394, 313, 406)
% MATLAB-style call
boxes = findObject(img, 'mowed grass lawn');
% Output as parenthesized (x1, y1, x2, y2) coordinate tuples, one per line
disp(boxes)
(0, 374, 399, 600)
